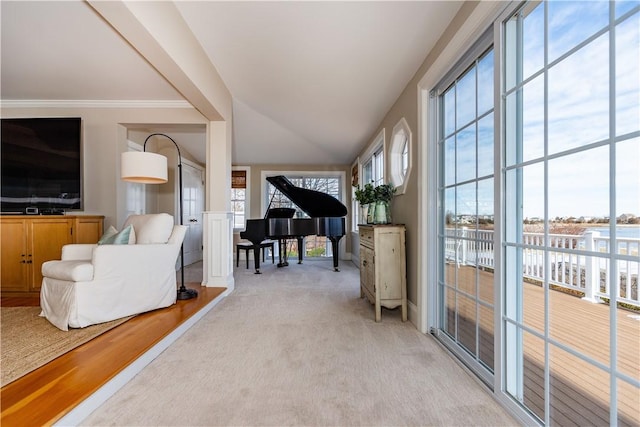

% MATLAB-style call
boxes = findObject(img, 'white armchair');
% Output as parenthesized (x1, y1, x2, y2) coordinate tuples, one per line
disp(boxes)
(40, 214, 187, 331)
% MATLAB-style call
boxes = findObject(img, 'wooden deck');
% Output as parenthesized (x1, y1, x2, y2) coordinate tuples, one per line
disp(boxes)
(446, 264, 640, 426)
(0, 282, 225, 427)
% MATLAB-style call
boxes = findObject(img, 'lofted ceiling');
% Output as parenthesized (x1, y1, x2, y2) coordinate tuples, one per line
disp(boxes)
(1, 0, 463, 166)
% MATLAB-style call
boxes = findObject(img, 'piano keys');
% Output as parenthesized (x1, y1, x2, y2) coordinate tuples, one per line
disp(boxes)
(240, 175, 347, 274)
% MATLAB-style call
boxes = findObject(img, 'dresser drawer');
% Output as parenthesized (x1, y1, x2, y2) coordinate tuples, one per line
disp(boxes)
(359, 226, 374, 248)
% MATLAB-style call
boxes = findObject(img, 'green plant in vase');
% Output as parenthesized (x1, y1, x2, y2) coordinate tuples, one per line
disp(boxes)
(354, 182, 376, 223)
(373, 183, 396, 224)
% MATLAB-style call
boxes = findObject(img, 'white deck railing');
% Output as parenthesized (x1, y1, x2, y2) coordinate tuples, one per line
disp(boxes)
(445, 228, 640, 308)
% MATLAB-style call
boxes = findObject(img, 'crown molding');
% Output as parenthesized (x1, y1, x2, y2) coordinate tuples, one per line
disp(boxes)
(0, 99, 193, 109)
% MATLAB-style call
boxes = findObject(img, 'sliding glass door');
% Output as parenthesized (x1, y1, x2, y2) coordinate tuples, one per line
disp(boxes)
(432, 1, 639, 425)
(501, 1, 639, 425)
(435, 32, 495, 383)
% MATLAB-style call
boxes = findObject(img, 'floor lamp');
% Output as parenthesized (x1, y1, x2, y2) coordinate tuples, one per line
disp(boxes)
(121, 133, 198, 300)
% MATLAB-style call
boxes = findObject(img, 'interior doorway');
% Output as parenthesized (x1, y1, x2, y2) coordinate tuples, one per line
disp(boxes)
(182, 161, 204, 266)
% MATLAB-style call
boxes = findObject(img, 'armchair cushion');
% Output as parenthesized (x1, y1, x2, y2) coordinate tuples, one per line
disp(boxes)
(123, 213, 173, 244)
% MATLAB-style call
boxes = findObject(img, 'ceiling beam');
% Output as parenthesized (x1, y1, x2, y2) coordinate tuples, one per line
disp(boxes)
(87, 0, 231, 122)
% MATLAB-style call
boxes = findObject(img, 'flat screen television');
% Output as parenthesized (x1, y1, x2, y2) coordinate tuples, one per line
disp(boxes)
(1, 117, 82, 214)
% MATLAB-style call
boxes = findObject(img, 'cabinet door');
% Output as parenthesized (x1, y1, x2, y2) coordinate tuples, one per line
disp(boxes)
(73, 217, 104, 243)
(376, 231, 403, 300)
(29, 219, 72, 291)
(360, 245, 375, 297)
(0, 219, 29, 292)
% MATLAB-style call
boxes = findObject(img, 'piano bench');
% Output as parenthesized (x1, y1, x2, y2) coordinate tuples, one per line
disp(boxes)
(236, 240, 275, 268)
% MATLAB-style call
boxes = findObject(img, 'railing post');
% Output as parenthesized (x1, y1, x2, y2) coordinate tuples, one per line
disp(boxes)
(583, 231, 602, 303)
(461, 227, 468, 265)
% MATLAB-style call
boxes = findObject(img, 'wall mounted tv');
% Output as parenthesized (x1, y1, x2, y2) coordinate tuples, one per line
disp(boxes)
(1, 117, 82, 214)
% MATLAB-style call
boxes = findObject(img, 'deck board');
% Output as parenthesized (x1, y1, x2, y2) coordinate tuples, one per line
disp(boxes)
(449, 264, 639, 426)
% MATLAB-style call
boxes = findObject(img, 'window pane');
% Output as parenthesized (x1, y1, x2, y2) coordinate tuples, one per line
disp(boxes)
(363, 161, 373, 184)
(444, 88, 456, 137)
(477, 50, 494, 116)
(522, 331, 545, 423)
(522, 163, 544, 223)
(548, 33, 610, 154)
(457, 293, 477, 354)
(444, 187, 456, 226)
(616, 1, 639, 18)
(549, 345, 611, 426)
(401, 137, 409, 177)
(478, 303, 494, 370)
(523, 75, 545, 162)
(374, 151, 384, 185)
(616, 11, 640, 137)
(477, 178, 494, 221)
(548, 147, 609, 221)
(548, 0, 609, 63)
(456, 182, 476, 220)
(444, 136, 456, 185)
(456, 126, 476, 184)
(504, 90, 519, 167)
(457, 67, 477, 129)
(616, 138, 640, 234)
(477, 113, 494, 178)
(523, 2, 544, 80)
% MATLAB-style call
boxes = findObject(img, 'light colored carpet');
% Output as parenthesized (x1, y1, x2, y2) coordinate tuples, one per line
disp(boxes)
(81, 260, 518, 426)
(1, 306, 132, 387)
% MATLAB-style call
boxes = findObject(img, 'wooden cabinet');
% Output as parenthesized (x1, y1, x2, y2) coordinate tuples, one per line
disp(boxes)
(0, 215, 104, 294)
(359, 224, 407, 322)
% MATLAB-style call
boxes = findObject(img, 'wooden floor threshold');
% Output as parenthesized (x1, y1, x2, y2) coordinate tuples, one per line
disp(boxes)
(1, 285, 227, 427)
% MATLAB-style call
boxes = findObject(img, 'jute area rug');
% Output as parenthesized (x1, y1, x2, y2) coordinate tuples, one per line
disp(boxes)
(1, 307, 131, 387)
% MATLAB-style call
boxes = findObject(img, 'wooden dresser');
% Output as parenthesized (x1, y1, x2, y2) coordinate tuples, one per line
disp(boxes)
(0, 215, 104, 295)
(358, 224, 407, 322)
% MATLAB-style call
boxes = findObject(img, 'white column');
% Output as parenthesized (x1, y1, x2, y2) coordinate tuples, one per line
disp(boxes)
(203, 211, 234, 292)
(202, 120, 233, 293)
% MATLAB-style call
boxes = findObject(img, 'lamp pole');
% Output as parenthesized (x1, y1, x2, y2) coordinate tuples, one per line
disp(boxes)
(143, 133, 197, 300)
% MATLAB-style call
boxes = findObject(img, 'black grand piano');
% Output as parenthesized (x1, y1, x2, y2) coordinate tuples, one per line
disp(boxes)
(240, 175, 347, 274)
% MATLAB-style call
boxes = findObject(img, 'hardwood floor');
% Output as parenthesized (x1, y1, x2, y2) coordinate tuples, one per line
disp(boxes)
(1, 280, 226, 427)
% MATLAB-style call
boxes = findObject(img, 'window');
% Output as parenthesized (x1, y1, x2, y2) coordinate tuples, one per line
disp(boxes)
(390, 117, 412, 194)
(264, 173, 344, 259)
(362, 129, 385, 187)
(231, 168, 249, 230)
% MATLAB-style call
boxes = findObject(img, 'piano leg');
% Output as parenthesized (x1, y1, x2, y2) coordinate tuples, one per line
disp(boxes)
(296, 236, 304, 264)
(329, 235, 343, 272)
(253, 245, 262, 274)
(277, 238, 289, 267)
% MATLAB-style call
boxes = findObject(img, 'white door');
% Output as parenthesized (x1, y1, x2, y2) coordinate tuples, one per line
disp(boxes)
(182, 162, 204, 266)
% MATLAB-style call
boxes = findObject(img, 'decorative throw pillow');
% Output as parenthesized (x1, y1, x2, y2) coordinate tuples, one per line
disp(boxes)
(97, 225, 135, 245)
(97, 226, 118, 244)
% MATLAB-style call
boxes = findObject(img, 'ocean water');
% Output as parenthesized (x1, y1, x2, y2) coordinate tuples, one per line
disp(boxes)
(590, 226, 640, 239)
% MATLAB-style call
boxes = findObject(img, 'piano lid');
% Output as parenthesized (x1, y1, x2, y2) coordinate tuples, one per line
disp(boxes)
(266, 175, 348, 218)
